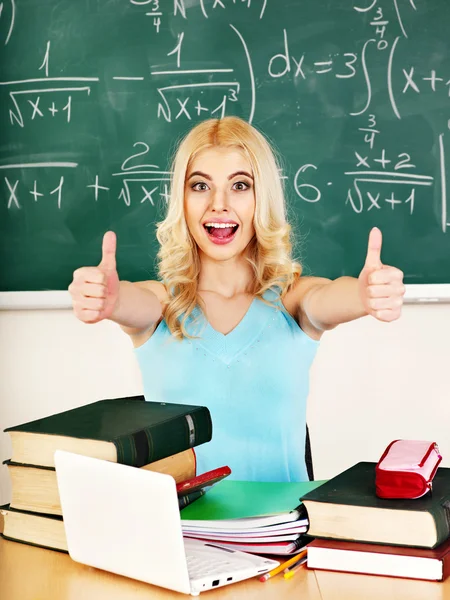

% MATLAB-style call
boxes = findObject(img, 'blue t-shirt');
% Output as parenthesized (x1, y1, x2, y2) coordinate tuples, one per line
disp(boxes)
(134, 289, 319, 482)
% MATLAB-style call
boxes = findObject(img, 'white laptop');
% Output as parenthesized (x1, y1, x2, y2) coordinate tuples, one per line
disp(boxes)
(54, 450, 279, 596)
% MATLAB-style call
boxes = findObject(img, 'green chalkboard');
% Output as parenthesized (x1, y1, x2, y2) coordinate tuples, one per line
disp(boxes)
(1, 0, 449, 291)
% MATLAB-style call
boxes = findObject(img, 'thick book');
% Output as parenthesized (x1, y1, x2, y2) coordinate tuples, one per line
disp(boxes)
(301, 462, 450, 549)
(5, 449, 196, 516)
(0, 488, 206, 553)
(4, 396, 212, 467)
(0, 506, 68, 552)
(307, 537, 450, 581)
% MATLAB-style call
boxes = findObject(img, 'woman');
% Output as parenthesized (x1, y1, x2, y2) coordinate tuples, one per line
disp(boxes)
(69, 117, 404, 482)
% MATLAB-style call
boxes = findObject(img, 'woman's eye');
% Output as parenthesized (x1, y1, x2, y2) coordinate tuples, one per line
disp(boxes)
(232, 181, 251, 191)
(191, 182, 209, 191)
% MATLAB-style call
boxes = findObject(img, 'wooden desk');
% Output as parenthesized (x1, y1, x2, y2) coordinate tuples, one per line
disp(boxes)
(1, 537, 449, 600)
(0, 537, 321, 600)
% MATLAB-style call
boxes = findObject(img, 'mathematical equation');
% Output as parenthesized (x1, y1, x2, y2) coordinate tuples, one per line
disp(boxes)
(131, 0, 269, 33)
(4, 0, 449, 132)
(3, 122, 448, 239)
(1, 143, 170, 210)
(1, 0, 449, 234)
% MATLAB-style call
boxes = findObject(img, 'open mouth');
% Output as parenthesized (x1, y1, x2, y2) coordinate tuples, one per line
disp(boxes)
(203, 222, 239, 245)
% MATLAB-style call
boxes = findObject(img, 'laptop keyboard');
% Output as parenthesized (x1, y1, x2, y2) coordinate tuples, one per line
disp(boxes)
(186, 554, 237, 579)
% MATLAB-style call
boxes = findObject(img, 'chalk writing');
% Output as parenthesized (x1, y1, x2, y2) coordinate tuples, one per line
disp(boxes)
(1, 0, 14, 45)
(1, 42, 98, 127)
(113, 143, 172, 206)
(1, 0, 449, 291)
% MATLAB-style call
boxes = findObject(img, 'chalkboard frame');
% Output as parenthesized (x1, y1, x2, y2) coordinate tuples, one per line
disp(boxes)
(2, 1, 450, 296)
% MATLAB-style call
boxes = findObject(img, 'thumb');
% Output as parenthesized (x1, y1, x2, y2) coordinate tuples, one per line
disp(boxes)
(99, 231, 117, 273)
(364, 227, 383, 271)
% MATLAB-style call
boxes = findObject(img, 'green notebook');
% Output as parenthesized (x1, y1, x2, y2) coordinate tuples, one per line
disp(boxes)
(301, 462, 450, 549)
(4, 396, 212, 468)
(180, 479, 324, 521)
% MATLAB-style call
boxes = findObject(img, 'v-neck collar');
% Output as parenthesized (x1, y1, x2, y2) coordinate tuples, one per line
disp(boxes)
(206, 297, 257, 338)
(188, 295, 276, 363)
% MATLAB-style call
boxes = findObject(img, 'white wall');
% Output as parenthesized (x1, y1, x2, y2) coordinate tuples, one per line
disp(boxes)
(1, 304, 449, 504)
(0, 311, 143, 505)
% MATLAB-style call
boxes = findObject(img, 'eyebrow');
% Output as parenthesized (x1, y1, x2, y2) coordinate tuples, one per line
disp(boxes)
(227, 170, 254, 180)
(187, 170, 254, 181)
(188, 171, 212, 181)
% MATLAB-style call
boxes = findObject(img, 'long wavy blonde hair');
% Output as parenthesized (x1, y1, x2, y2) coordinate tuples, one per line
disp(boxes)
(156, 117, 301, 340)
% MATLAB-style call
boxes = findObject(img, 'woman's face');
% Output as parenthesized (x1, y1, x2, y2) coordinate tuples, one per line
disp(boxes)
(184, 147, 256, 263)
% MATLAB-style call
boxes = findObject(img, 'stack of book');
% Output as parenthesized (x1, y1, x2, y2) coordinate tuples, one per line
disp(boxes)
(300, 462, 450, 581)
(1, 395, 212, 552)
(180, 479, 323, 555)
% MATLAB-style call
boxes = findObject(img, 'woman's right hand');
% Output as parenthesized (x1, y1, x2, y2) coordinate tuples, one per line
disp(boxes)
(69, 231, 120, 323)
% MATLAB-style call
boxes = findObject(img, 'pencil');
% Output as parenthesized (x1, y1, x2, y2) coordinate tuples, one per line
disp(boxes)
(283, 556, 307, 579)
(259, 550, 307, 582)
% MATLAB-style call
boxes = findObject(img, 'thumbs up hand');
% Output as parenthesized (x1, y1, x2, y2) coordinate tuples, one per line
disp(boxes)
(358, 228, 405, 322)
(69, 231, 120, 323)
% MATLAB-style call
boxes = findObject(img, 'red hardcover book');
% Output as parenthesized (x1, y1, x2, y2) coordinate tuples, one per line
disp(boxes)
(307, 537, 450, 581)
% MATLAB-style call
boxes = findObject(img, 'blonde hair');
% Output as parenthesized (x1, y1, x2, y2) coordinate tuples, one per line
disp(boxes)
(156, 117, 301, 339)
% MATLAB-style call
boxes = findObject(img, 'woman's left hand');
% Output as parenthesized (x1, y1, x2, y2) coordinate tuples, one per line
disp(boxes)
(358, 227, 405, 322)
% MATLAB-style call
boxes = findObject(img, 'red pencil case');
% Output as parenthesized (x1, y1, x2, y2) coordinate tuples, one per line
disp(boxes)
(375, 440, 442, 499)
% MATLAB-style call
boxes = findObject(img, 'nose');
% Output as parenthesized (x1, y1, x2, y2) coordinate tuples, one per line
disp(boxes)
(210, 187, 228, 212)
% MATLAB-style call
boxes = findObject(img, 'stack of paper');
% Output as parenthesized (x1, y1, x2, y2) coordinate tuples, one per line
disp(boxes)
(180, 480, 324, 555)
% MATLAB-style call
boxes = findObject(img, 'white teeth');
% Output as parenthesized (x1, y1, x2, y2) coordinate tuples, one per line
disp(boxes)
(204, 222, 238, 229)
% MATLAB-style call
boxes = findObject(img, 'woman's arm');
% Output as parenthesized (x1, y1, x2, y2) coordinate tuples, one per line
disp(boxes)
(69, 231, 163, 336)
(111, 280, 164, 335)
(284, 228, 405, 337)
